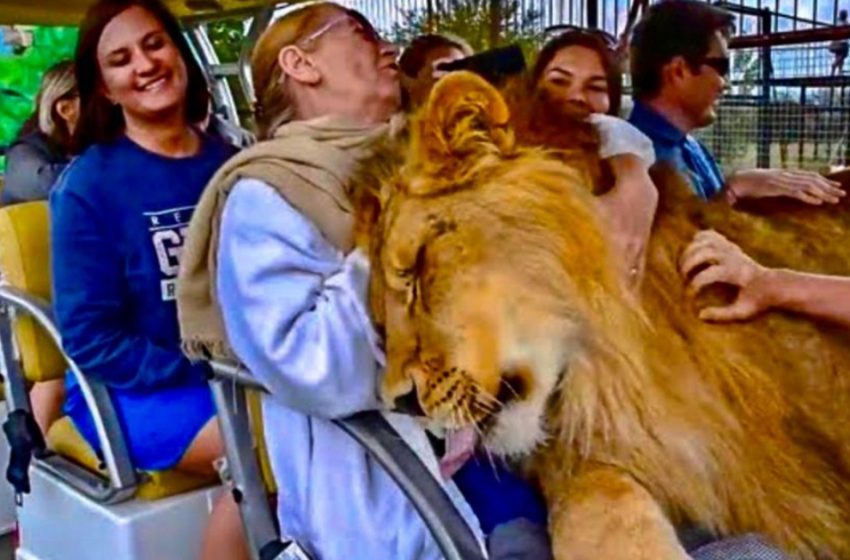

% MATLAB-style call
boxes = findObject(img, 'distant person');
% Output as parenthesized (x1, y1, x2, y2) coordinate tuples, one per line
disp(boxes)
(398, 33, 473, 110)
(3, 60, 78, 206)
(830, 10, 849, 77)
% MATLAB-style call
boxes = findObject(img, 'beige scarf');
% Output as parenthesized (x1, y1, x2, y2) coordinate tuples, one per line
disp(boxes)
(177, 114, 401, 362)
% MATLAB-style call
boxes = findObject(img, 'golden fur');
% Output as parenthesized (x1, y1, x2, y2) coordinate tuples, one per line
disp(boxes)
(356, 71, 850, 559)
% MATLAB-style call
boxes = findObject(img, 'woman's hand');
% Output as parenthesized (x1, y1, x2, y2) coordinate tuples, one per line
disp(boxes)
(726, 168, 844, 205)
(678, 230, 775, 322)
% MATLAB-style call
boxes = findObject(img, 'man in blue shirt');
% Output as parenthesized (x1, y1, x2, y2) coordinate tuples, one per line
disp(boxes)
(628, 0, 844, 206)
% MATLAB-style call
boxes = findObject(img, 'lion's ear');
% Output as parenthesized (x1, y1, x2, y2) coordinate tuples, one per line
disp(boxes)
(412, 71, 514, 174)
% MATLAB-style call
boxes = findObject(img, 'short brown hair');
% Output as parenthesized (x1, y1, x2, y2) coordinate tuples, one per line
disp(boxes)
(630, 0, 734, 100)
(73, 0, 210, 153)
(532, 30, 622, 116)
(398, 33, 473, 111)
(398, 33, 473, 78)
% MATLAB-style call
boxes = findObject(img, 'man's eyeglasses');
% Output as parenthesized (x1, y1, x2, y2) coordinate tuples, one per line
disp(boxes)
(543, 24, 618, 49)
(699, 56, 730, 78)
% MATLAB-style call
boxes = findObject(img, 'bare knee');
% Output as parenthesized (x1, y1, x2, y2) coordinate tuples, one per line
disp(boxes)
(30, 379, 66, 435)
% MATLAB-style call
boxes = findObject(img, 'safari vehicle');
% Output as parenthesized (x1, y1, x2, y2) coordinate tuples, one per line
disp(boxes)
(0, 2, 485, 559)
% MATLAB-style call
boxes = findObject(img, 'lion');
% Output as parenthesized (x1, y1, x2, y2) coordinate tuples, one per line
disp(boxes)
(358, 70, 850, 560)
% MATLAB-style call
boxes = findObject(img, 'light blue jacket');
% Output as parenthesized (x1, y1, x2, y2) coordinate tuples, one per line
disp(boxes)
(216, 178, 484, 560)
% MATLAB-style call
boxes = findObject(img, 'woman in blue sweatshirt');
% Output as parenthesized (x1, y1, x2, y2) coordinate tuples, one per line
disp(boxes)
(49, 0, 245, 558)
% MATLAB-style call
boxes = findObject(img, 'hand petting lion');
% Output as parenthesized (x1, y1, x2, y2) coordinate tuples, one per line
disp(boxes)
(355, 71, 850, 560)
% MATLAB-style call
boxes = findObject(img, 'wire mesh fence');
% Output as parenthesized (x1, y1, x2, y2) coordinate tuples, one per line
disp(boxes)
(340, 0, 850, 173)
(191, 0, 850, 175)
(695, 40, 850, 173)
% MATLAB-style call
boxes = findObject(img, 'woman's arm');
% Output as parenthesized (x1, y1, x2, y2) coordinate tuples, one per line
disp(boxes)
(680, 230, 850, 327)
(596, 153, 658, 287)
(217, 179, 383, 419)
(590, 114, 659, 287)
(3, 142, 67, 205)
(50, 187, 206, 390)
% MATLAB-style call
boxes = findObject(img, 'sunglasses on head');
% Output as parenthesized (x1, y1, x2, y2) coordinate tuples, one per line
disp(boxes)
(699, 56, 730, 77)
(543, 24, 618, 49)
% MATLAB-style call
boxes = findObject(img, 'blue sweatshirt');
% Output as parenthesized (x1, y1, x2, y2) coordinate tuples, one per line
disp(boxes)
(50, 134, 234, 470)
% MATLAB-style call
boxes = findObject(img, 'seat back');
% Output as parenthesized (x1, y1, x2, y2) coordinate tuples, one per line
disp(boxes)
(0, 202, 214, 504)
(0, 201, 66, 382)
(208, 371, 283, 559)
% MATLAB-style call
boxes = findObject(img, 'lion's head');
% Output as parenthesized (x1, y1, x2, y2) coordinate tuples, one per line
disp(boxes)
(372, 72, 645, 458)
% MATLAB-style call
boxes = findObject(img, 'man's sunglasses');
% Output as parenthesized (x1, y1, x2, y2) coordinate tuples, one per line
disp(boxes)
(543, 24, 617, 49)
(699, 56, 730, 77)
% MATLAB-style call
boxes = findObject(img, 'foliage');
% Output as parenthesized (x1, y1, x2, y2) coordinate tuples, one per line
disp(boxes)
(206, 18, 244, 63)
(389, 0, 544, 62)
(0, 25, 78, 172)
(205, 18, 255, 127)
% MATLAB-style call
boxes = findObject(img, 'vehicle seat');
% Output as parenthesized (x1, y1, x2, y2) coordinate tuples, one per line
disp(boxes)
(0, 201, 215, 500)
(46, 417, 212, 500)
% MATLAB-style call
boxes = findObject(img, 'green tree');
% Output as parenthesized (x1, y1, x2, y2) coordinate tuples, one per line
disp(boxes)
(206, 18, 244, 63)
(389, 0, 544, 61)
(0, 25, 78, 171)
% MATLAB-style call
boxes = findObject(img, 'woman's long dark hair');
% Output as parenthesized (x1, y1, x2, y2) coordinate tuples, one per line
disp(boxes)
(72, 0, 209, 153)
(532, 30, 623, 117)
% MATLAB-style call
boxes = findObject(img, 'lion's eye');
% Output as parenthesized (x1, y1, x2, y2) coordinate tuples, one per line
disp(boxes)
(394, 268, 415, 287)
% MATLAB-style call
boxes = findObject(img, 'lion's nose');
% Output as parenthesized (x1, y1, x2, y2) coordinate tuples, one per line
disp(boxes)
(392, 387, 426, 417)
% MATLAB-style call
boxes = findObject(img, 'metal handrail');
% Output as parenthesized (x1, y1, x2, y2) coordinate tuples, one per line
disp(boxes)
(207, 361, 487, 560)
(0, 285, 139, 503)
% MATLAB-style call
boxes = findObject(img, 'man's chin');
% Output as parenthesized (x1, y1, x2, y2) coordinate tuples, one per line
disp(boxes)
(698, 107, 718, 128)
(696, 109, 717, 129)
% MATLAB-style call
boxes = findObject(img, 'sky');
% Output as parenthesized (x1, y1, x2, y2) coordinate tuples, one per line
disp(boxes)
(598, 0, 846, 34)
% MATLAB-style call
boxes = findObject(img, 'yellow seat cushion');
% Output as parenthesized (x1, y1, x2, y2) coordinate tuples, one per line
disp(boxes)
(47, 416, 216, 501)
(247, 391, 277, 494)
(0, 202, 66, 382)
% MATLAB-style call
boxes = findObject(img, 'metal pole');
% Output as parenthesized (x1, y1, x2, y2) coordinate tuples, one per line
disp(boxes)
(758, 7, 773, 167)
(587, 0, 598, 28)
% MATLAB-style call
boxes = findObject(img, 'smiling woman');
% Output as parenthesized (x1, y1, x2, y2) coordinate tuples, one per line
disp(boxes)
(72, 0, 209, 153)
(47, 0, 247, 559)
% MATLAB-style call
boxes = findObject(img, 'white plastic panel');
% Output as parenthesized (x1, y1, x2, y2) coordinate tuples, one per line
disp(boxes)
(16, 467, 222, 560)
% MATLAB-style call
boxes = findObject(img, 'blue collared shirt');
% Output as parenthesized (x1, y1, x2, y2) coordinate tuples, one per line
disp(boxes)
(628, 101, 726, 200)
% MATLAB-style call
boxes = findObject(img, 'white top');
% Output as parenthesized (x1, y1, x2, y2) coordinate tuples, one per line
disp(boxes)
(216, 177, 485, 560)
(589, 113, 656, 167)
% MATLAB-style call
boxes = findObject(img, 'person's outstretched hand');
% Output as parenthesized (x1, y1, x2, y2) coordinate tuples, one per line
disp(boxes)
(678, 230, 774, 322)
(726, 168, 844, 205)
